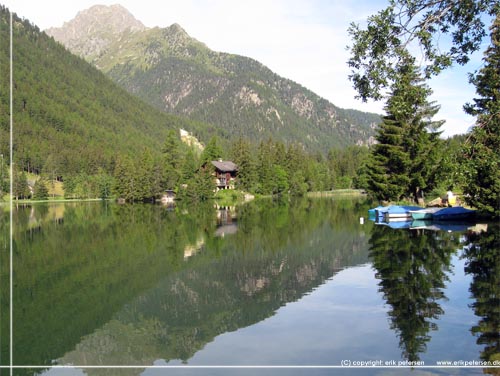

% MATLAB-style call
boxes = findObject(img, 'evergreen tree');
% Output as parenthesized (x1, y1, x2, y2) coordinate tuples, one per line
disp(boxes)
(63, 176, 76, 199)
(136, 148, 156, 201)
(113, 156, 136, 202)
(366, 57, 443, 202)
(0, 154, 8, 196)
(366, 116, 410, 201)
(162, 129, 183, 190)
(288, 170, 308, 196)
(95, 168, 114, 199)
(200, 136, 223, 165)
(462, 14, 500, 217)
(33, 179, 49, 200)
(178, 164, 214, 202)
(230, 138, 257, 192)
(181, 149, 199, 183)
(256, 139, 275, 194)
(73, 173, 92, 199)
(271, 165, 289, 195)
(13, 169, 30, 200)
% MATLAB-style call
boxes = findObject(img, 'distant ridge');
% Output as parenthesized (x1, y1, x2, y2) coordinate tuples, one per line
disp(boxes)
(46, 4, 380, 152)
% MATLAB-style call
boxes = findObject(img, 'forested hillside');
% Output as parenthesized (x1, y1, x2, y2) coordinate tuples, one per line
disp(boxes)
(46, 5, 381, 152)
(0, 6, 214, 177)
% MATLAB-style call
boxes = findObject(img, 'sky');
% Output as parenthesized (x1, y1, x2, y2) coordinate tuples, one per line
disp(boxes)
(3, 0, 490, 137)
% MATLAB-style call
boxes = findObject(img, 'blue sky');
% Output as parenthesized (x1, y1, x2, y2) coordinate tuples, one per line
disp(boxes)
(3, 0, 489, 137)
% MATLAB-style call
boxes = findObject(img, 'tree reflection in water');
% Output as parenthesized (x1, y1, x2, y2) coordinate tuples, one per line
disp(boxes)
(369, 224, 460, 361)
(463, 223, 500, 374)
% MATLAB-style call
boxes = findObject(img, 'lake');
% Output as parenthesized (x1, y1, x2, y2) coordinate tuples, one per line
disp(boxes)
(1, 198, 498, 375)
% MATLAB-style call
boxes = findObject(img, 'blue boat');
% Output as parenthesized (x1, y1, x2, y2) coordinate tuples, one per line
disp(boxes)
(433, 206, 476, 221)
(376, 220, 413, 229)
(410, 219, 473, 232)
(369, 205, 422, 221)
(381, 205, 422, 220)
(368, 206, 385, 219)
(409, 207, 441, 220)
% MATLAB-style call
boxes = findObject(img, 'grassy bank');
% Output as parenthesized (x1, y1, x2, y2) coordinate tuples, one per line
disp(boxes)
(307, 189, 367, 198)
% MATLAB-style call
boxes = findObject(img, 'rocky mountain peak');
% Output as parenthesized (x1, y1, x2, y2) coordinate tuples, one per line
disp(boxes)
(45, 4, 380, 151)
(46, 4, 146, 60)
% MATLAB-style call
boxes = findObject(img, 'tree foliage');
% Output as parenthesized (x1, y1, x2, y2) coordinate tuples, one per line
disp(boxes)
(0, 7, 212, 180)
(462, 15, 500, 217)
(33, 179, 48, 200)
(347, 0, 499, 101)
(348, 1, 498, 214)
(365, 58, 443, 202)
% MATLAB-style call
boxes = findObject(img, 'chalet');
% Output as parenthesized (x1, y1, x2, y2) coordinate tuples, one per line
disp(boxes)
(211, 160, 238, 190)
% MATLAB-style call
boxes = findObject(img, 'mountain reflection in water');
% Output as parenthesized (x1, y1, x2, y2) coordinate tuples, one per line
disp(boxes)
(1, 198, 497, 375)
(5, 198, 369, 369)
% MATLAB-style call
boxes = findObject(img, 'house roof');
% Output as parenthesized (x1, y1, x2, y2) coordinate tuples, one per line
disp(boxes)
(211, 160, 238, 172)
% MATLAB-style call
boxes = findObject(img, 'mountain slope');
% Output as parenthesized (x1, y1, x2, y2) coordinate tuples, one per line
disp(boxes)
(0, 6, 212, 177)
(46, 5, 380, 152)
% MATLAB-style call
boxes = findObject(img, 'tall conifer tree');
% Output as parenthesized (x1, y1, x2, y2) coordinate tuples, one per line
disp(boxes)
(462, 14, 500, 217)
(366, 57, 443, 202)
(230, 138, 257, 192)
(162, 130, 183, 190)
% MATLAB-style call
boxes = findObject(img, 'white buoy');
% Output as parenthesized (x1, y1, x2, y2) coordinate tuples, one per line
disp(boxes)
(360, 217, 364, 224)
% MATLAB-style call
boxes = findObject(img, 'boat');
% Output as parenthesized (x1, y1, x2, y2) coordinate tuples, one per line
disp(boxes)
(433, 206, 476, 221)
(410, 219, 474, 232)
(376, 220, 413, 229)
(410, 219, 440, 231)
(409, 207, 441, 220)
(382, 205, 422, 220)
(368, 205, 423, 221)
(368, 206, 385, 219)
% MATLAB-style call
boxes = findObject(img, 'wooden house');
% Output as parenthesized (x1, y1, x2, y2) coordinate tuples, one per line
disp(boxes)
(211, 160, 238, 190)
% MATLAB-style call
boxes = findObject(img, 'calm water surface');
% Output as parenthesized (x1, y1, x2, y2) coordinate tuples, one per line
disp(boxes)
(1, 198, 498, 375)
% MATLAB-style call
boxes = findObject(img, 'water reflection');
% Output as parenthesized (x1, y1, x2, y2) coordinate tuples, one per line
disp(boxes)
(214, 206, 237, 237)
(0, 206, 9, 366)
(369, 223, 461, 362)
(463, 224, 500, 372)
(3, 199, 497, 375)
(7, 198, 371, 369)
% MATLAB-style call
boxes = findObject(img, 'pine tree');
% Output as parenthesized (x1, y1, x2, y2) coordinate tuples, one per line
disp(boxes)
(256, 139, 275, 194)
(136, 148, 155, 201)
(113, 156, 136, 202)
(191, 167, 215, 201)
(285, 144, 307, 195)
(0, 155, 8, 196)
(366, 57, 443, 202)
(33, 179, 49, 200)
(181, 149, 198, 183)
(271, 165, 289, 195)
(366, 116, 409, 201)
(200, 136, 223, 165)
(462, 14, 500, 217)
(13, 169, 30, 200)
(230, 138, 257, 192)
(162, 129, 183, 190)
(95, 168, 114, 199)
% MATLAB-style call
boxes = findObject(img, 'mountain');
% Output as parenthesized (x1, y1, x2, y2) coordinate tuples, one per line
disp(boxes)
(46, 5, 380, 152)
(0, 6, 212, 177)
(45, 4, 146, 61)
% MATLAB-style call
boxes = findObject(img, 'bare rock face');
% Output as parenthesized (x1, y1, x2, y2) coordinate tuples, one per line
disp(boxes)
(46, 4, 146, 60)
